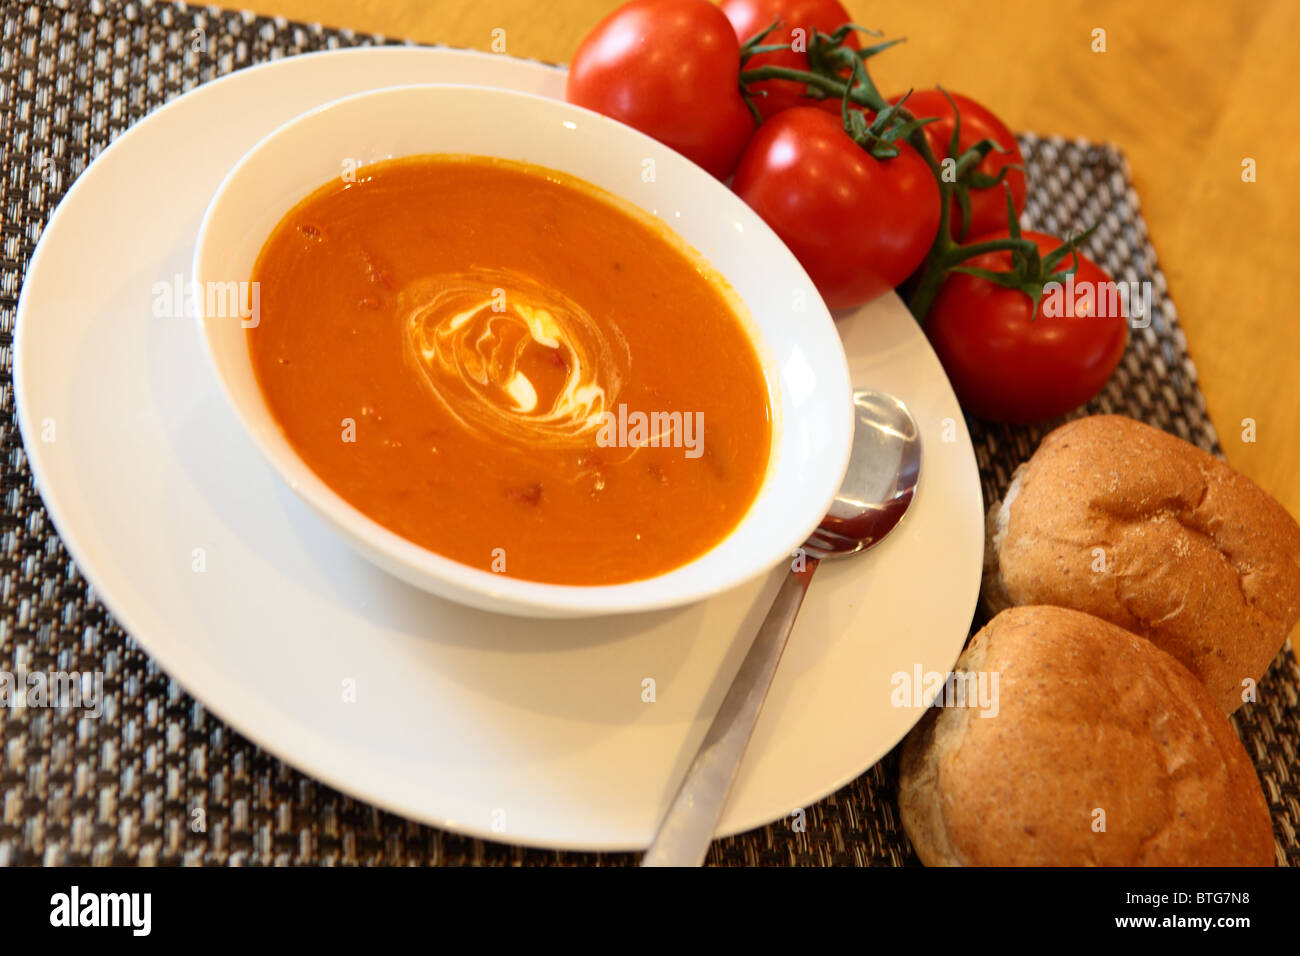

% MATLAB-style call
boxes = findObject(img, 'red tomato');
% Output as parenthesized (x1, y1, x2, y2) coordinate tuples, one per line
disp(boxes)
(567, 0, 755, 179)
(893, 90, 1026, 239)
(721, 0, 859, 119)
(732, 107, 941, 310)
(925, 230, 1128, 423)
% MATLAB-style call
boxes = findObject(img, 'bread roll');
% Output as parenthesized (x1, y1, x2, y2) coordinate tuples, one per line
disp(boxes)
(899, 605, 1274, 866)
(982, 414, 1300, 713)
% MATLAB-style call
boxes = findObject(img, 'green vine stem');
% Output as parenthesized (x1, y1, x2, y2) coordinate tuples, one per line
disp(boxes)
(739, 60, 1037, 321)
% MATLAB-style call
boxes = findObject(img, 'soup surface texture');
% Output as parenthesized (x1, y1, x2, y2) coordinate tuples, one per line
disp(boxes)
(249, 155, 772, 585)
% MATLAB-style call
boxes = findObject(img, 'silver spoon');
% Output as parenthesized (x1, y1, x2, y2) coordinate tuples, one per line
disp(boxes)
(642, 389, 921, 867)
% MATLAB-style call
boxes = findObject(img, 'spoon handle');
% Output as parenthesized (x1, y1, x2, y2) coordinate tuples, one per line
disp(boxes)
(642, 558, 820, 867)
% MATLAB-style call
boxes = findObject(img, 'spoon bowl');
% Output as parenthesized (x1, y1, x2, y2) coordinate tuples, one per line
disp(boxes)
(808, 390, 921, 558)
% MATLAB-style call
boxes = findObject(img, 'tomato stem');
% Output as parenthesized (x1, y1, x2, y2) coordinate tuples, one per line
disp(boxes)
(907, 187, 958, 321)
(739, 63, 888, 111)
(908, 233, 1039, 320)
(739, 56, 1043, 322)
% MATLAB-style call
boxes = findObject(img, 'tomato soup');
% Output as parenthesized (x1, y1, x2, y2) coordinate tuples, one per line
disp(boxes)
(248, 155, 772, 585)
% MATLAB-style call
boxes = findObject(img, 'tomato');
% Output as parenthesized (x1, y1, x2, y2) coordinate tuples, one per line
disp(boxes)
(732, 107, 941, 310)
(567, 0, 755, 179)
(894, 90, 1026, 239)
(721, 0, 859, 120)
(924, 230, 1128, 423)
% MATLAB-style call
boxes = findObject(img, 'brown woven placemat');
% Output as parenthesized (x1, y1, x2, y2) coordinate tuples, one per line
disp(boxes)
(0, 0, 1296, 866)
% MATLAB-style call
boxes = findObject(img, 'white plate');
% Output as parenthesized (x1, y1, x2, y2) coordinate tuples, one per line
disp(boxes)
(14, 47, 984, 851)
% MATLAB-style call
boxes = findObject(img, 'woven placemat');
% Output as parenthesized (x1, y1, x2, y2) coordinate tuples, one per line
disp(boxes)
(0, 0, 1296, 866)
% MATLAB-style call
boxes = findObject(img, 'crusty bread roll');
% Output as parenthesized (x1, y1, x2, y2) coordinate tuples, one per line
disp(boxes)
(982, 414, 1300, 714)
(899, 605, 1275, 866)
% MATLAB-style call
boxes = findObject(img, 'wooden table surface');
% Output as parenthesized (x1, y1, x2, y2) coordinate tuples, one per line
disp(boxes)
(247, 1, 1300, 516)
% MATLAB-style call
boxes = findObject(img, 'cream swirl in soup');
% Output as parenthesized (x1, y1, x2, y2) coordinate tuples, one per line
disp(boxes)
(400, 267, 629, 445)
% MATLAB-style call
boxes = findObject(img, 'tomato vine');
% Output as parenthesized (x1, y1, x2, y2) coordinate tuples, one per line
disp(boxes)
(737, 23, 1092, 322)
